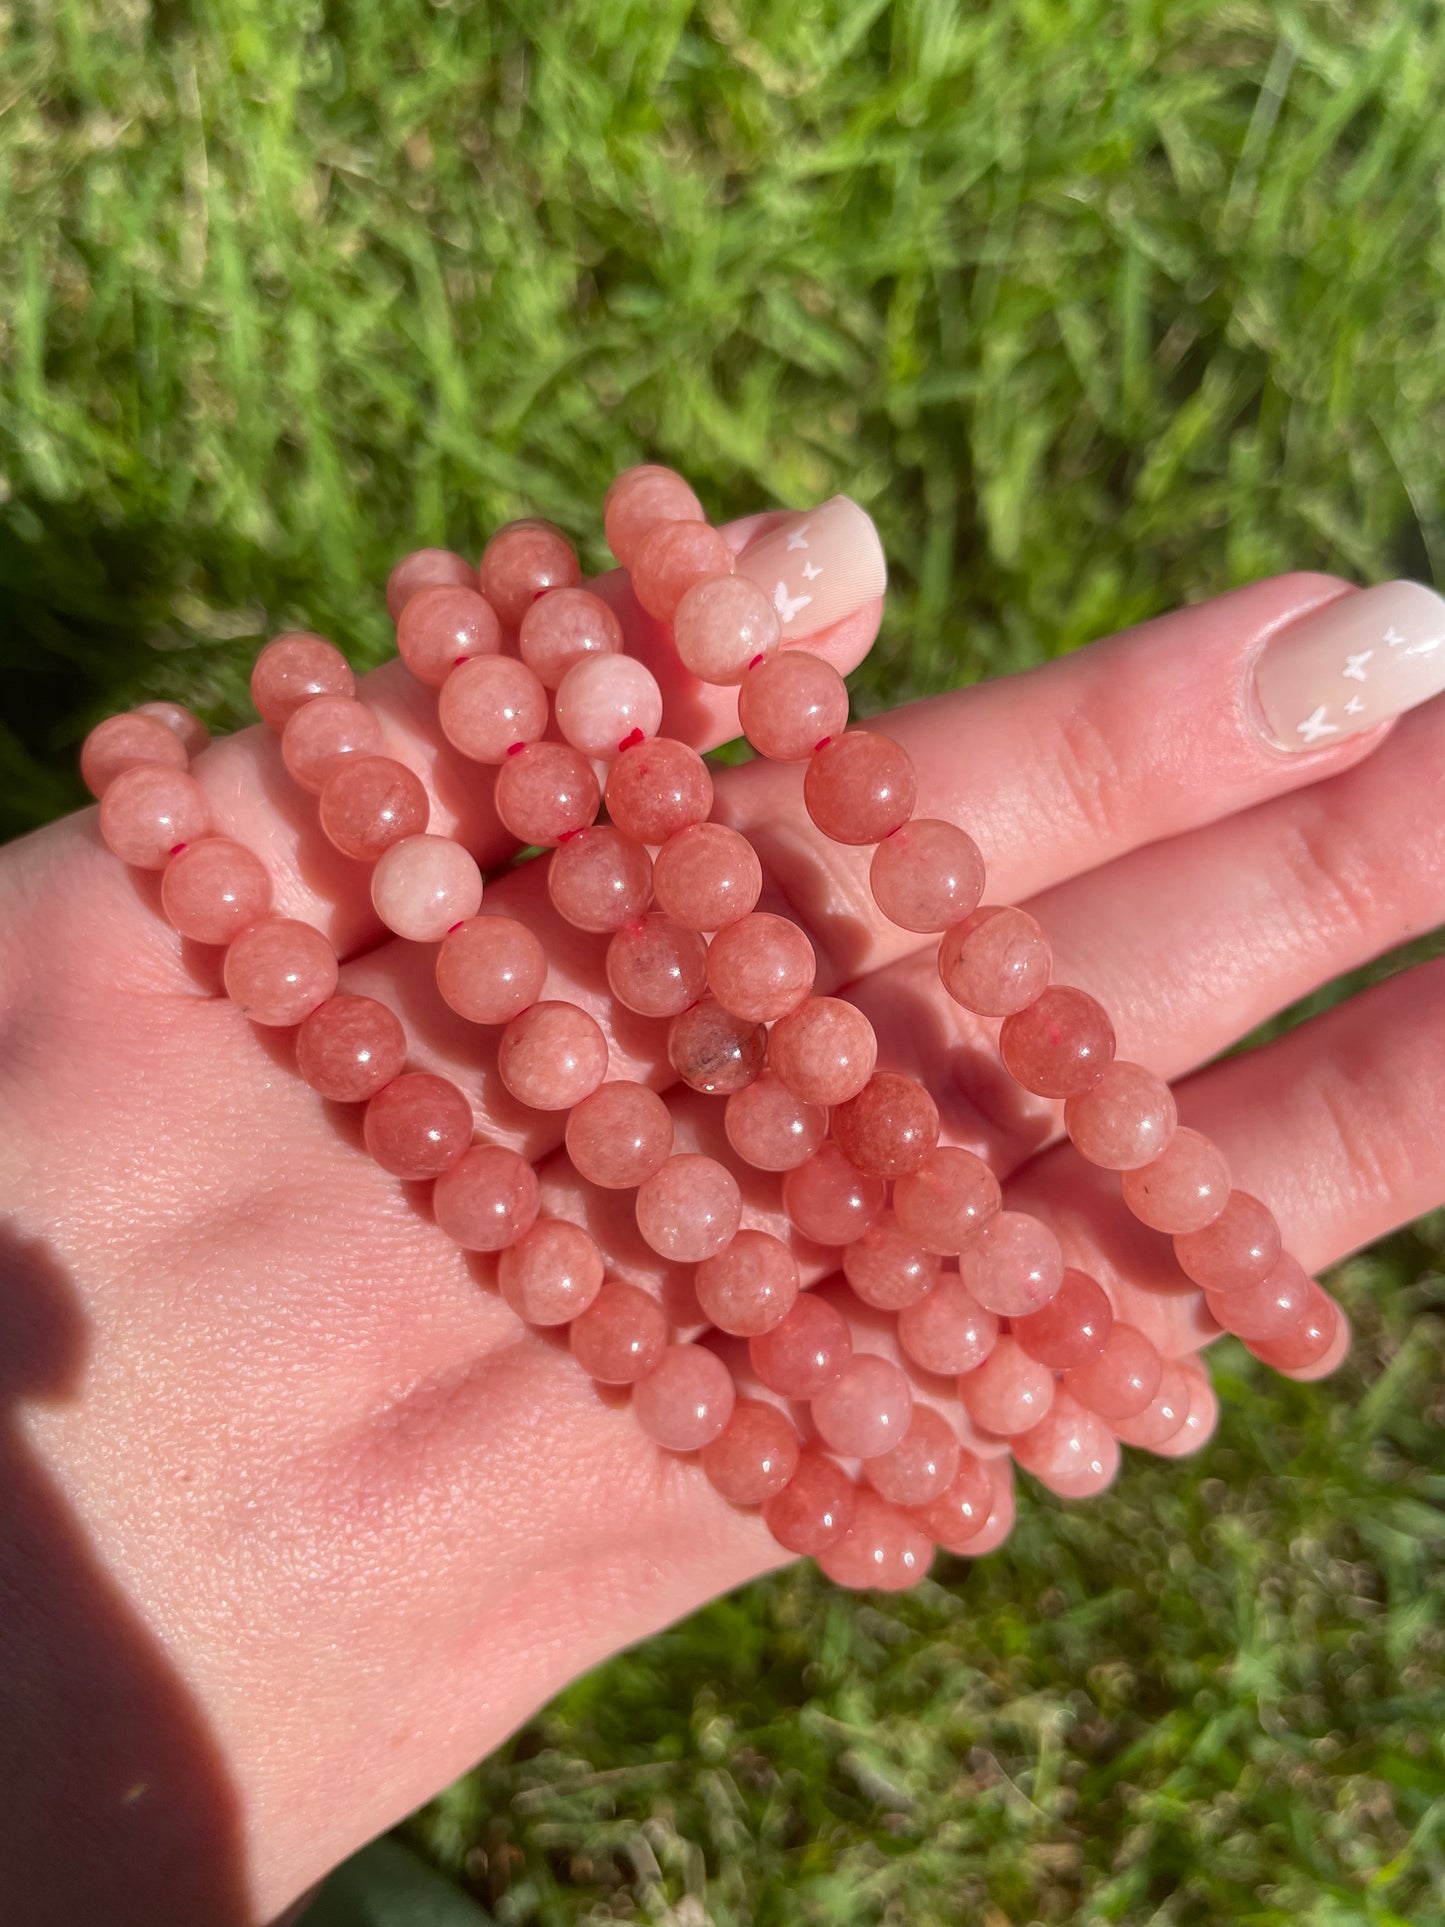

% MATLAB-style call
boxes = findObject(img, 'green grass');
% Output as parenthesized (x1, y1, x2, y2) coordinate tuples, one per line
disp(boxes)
(3, 3, 1445, 1921)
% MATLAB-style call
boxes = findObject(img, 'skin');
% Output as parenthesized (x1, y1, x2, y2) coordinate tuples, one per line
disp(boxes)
(1, 519, 1441, 1923)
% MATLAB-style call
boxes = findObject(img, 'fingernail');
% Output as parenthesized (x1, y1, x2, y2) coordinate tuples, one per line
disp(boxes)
(1254, 579, 1445, 750)
(735, 496, 887, 640)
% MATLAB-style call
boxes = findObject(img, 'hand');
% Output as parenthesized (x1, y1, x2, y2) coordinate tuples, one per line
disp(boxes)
(2, 512, 1441, 1923)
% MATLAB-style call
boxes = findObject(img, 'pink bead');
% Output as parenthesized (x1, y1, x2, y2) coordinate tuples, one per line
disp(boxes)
(1109, 1363, 1192, 1450)
(319, 756, 429, 862)
(1206, 1252, 1311, 1341)
(1064, 1060, 1178, 1171)
(842, 1214, 940, 1312)
(1013, 1391, 1116, 1490)
(767, 995, 877, 1105)
(518, 585, 623, 689)
(497, 1218, 603, 1324)
(223, 916, 338, 1026)
(723, 1069, 827, 1172)
(99, 765, 211, 869)
(763, 1448, 856, 1554)
(694, 1230, 799, 1336)
(603, 465, 705, 570)
(955, 1209, 1064, 1317)
(605, 737, 714, 845)
(782, 1143, 885, 1247)
(1173, 1190, 1281, 1292)
(652, 823, 762, 931)
(816, 1488, 933, 1592)
(363, 1071, 473, 1179)
(892, 1145, 1001, 1255)
(667, 998, 768, 1095)
(295, 993, 406, 1102)
(436, 915, 547, 1025)
(958, 1336, 1056, 1436)
(565, 1081, 673, 1189)
(135, 700, 209, 759)
(433, 1145, 541, 1252)
(478, 520, 580, 630)
(896, 1278, 999, 1376)
(938, 905, 1051, 1017)
(569, 1280, 668, 1384)
(705, 912, 816, 1023)
(701, 1400, 801, 1506)
(803, 731, 917, 845)
(910, 1452, 993, 1550)
(738, 653, 850, 762)
(635, 1153, 742, 1263)
(81, 711, 189, 799)
(385, 547, 477, 620)
(812, 1354, 912, 1458)
(280, 696, 383, 794)
(437, 656, 548, 763)
(371, 835, 483, 942)
(498, 1001, 609, 1110)
(546, 826, 653, 933)
(1044, 1432, 1120, 1499)
(1248, 1283, 1340, 1372)
(830, 1072, 940, 1179)
(396, 586, 502, 688)
(672, 573, 781, 685)
(1120, 1127, 1231, 1234)
(633, 1343, 736, 1452)
(1153, 1361, 1219, 1456)
(1063, 1323, 1162, 1421)
(1011, 1268, 1113, 1371)
(749, 1293, 853, 1399)
(999, 986, 1115, 1099)
(251, 633, 353, 730)
(868, 818, 985, 933)
(493, 742, 600, 849)
(864, 1404, 960, 1506)
(606, 914, 708, 1017)
(630, 518, 734, 622)
(554, 653, 663, 758)
(161, 837, 272, 945)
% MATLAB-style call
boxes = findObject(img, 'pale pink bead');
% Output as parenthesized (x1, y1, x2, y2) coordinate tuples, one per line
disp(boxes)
(938, 905, 1051, 1017)
(435, 915, 547, 1025)
(812, 1354, 913, 1459)
(135, 700, 209, 759)
(1015, 1395, 1118, 1496)
(517, 585, 623, 688)
(1109, 1363, 1192, 1450)
(701, 1400, 800, 1506)
(803, 730, 916, 845)
(631, 518, 733, 622)
(830, 1072, 939, 1179)
(1120, 1127, 1231, 1234)
(547, 826, 653, 933)
(554, 653, 663, 759)
(816, 1488, 933, 1592)
(705, 912, 815, 1023)
(603, 464, 705, 570)
(738, 653, 850, 762)
(723, 1069, 827, 1171)
(81, 711, 189, 799)
(749, 1293, 852, 1399)
(868, 818, 985, 933)
(1042, 1433, 1120, 1500)
(493, 741, 600, 848)
(767, 996, 877, 1106)
(1063, 1323, 1162, 1421)
(762, 1448, 856, 1554)
(634, 1343, 737, 1452)
(605, 737, 714, 844)
(1248, 1283, 1340, 1372)
(955, 1210, 1064, 1317)
(371, 835, 483, 942)
(396, 586, 502, 688)
(385, 547, 476, 620)
(569, 1280, 668, 1384)
(161, 837, 272, 945)
(694, 1229, 799, 1336)
(652, 823, 762, 930)
(1153, 1361, 1220, 1457)
(363, 1071, 473, 1179)
(958, 1336, 1056, 1436)
(437, 656, 548, 763)
(478, 520, 580, 629)
(565, 1081, 673, 1189)
(892, 1145, 1001, 1255)
(635, 1153, 742, 1263)
(910, 1452, 993, 1550)
(897, 1278, 999, 1376)
(223, 916, 338, 1026)
(672, 573, 781, 685)
(605, 914, 708, 1017)
(1064, 1060, 1178, 1170)
(99, 765, 211, 869)
(497, 1218, 604, 1324)
(667, 999, 768, 1095)
(1173, 1189, 1281, 1292)
(864, 1404, 960, 1507)
(498, 1001, 608, 1110)
(319, 755, 429, 862)
(1205, 1252, 1311, 1341)
(295, 993, 406, 1102)
(842, 1214, 940, 1311)
(433, 1145, 541, 1252)
(251, 633, 354, 730)
(280, 695, 383, 794)
(999, 986, 1115, 1099)
(1010, 1268, 1112, 1371)
(782, 1143, 885, 1247)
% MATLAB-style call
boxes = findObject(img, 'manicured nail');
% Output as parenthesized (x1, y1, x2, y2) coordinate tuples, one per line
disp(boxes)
(735, 496, 887, 640)
(1254, 579, 1445, 750)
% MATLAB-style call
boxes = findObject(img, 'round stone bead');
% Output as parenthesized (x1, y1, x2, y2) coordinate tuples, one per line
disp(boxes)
(830, 1072, 940, 1179)
(1205, 1252, 1311, 1342)
(569, 1280, 669, 1384)
(81, 711, 190, 800)
(892, 1145, 1001, 1256)
(864, 1404, 961, 1507)
(868, 819, 985, 933)
(667, 998, 768, 1096)
(723, 1069, 827, 1172)
(1173, 1189, 1281, 1292)
(319, 756, 429, 862)
(554, 653, 663, 759)
(281, 696, 383, 794)
(1042, 1432, 1122, 1500)
(812, 1355, 913, 1460)
(1109, 1364, 1192, 1450)
(565, 1081, 673, 1189)
(493, 742, 600, 849)
(955, 1210, 1064, 1317)
(1064, 1060, 1178, 1171)
(605, 737, 714, 845)
(1063, 1323, 1162, 1421)
(518, 585, 623, 689)
(1013, 1392, 1116, 1488)
(135, 700, 209, 759)
(497, 1218, 604, 1324)
(396, 586, 502, 688)
(803, 730, 917, 845)
(295, 993, 407, 1103)
(999, 986, 1116, 1099)
(1120, 1127, 1231, 1234)
(1153, 1362, 1220, 1457)
(738, 653, 850, 762)
(762, 1448, 856, 1555)
(438, 655, 548, 764)
(896, 1278, 999, 1376)
(695, 1230, 799, 1336)
(938, 905, 1051, 1017)
(633, 1344, 737, 1452)
(478, 519, 580, 629)
(672, 573, 781, 685)
(605, 914, 708, 1018)
(958, 1336, 1056, 1437)
(652, 823, 762, 931)
(435, 915, 547, 1025)
(767, 996, 877, 1106)
(371, 835, 483, 942)
(782, 1144, 885, 1247)
(749, 1293, 852, 1399)
(223, 917, 338, 1026)
(701, 1400, 801, 1506)
(705, 911, 815, 1023)
(546, 826, 653, 934)
(1248, 1282, 1340, 1372)
(630, 518, 734, 622)
(842, 1214, 941, 1312)
(385, 547, 476, 621)
(498, 1001, 609, 1110)
(635, 1153, 742, 1263)
(161, 837, 272, 945)
(603, 464, 705, 570)
(816, 1489, 933, 1593)
(99, 765, 211, 869)
(1011, 1268, 1113, 1371)
(433, 1145, 541, 1252)
(363, 1072, 473, 1179)
(910, 1452, 993, 1550)
(251, 633, 354, 730)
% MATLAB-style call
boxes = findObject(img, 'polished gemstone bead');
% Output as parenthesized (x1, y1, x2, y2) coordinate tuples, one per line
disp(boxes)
(1064, 1060, 1178, 1170)
(517, 585, 623, 688)
(363, 1071, 473, 1179)
(498, 1000, 609, 1110)
(842, 1214, 940, 1311)
(830, 1072, 940, 1179)
(554, 653, 663, 758)
(295, 993, 406, 1103)
(868, 818, 985, 932)
(955, 1209, 1064, 1317)
(813, 1356, 912, 1463)
(631, 518, 734, 622)
(694, 1229, 799, 1336)
(281, 695, 383, 794)
(701, 1400, 801, 1506)
(435, 915, 547, 1025)
(803, 730, 917, 845)
(82, 711, 189, 800)
(99, 765, 211, 869)
(135, 700, 209, 759)
(651, 822, 762, 931)
(603, 464, 706, 569)
(497, 1218, 604, 1324)
(1153, 1360, 1219, 1456)
(738, 652, 851, 763)
(1109, 1363, 1191, 1450)
(634, 1343, 736, 1452)
(892, 1145, 1001, 1255)
(438, 655, 548, 763)
(782, 1143, 886, 1247)
(749, 1293, 852, 1399)
(1173, 1189, 1281, 1292)
(223, 916, 338, 1026)
(705, 911, 816, 1023)
(1120, 1127, 1231, 1234)
(958, 1336, 1056, 1436)
(896, 1277, 998, 1376)
(478, 519, 580, 629)
(816, 1488, 933, 1592)
(161, 837, 272, 945)
(723, 1069, 827, 1171)
(635, 1153, 742, 1263)
(999, 985, 1116, 1099)
(605, 737, 714, 844)
(371, 835, 483, 942)
(493, 741, 600, 848)
(864, 1403, 960, 1506)
(910, 1452, 993, 1550)
(762, 1448, 856, 1554)
(671, 573, 781, 685)
(1248, 1282, 1339, 1372)
(605, 914, 708, 1017)
(385, 547, 477, 620)
(396, 586, 502, 688)
(1048, 1433, 1121, 1499)
(569, 1280, 668, 1384)
(433, 1144, 541, 1252)
(1012, 1391, 1115, 1490)
(319, 756, 429, 862)
(938, 905, 1051, 1017)
(1063, 1322, 1162, 1420)
(564, 1080, 673, 1189)
(546, 826, 653, 933)
(767, 995, 877, 1105)
(1205, 1252, 1311, 1341)
(1010, 1267, 1113, 1371)
(667, 998, 768, 1095)
(251, 633, 354, 730)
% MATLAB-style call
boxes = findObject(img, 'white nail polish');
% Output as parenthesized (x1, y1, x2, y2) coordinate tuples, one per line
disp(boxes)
(1253, 580, 1445, 750)
(734, 497, 887, 640)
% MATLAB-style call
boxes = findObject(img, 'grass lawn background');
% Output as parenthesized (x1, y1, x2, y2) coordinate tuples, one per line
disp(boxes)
(3, 3, 1444, 1921)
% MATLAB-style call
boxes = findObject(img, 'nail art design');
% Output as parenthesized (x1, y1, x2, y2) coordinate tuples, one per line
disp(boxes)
(1253, 579, 1445, 750)
(735, 496, 887, 640)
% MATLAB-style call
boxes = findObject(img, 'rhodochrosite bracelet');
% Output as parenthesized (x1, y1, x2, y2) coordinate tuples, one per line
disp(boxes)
(83, 466, 1344, 1593)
